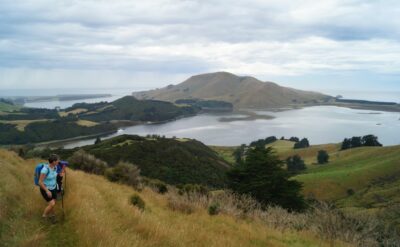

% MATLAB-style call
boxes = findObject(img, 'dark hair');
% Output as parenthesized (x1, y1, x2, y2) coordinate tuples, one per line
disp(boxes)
(48, 154, 59, 164)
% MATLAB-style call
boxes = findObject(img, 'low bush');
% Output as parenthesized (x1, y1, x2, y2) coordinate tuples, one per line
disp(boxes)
(105, 161, 141, 189)
(208, 202, 220, 216)
(68, 149, 108, 175)
(142, 178, 168, 194)
(130, 194, 145, 211)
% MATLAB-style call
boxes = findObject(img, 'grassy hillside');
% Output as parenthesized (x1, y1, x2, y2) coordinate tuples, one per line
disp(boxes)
(293, 145, 400, 201)
(0, 101, 20, 112)
(132, 72, 331, 109)
(40, 135, 231, 188)
(211, 141, 400, 228)
(0, 149, 338, 247)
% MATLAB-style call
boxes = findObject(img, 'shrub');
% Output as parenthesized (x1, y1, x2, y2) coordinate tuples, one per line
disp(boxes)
(105, 161, 141, 189)
(130, 194, 145, 211)
(68, 149, 108, 175)
(346, 188, 355, 196)
(294, 138, 310, 149)
(155, 181, 168, 194)
(142, 178, 168, 194)
(317, 150, 329, 164)
(208, 202, 220, 216)
(286, 155, 306, 174)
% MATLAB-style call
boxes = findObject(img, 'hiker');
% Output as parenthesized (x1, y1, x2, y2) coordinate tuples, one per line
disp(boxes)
(56, 160, 68, 195)
(39, 154, 59, 221)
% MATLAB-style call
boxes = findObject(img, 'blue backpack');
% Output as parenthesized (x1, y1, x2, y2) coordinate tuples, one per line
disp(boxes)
(34, 163, 49, 186)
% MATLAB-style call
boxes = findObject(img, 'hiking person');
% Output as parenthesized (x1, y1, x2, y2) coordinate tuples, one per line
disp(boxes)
(38, 154, 59, 222)
(56, 160, 68, 195)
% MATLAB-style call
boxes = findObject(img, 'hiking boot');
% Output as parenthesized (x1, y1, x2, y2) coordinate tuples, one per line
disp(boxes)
(48, 215, 58, 224)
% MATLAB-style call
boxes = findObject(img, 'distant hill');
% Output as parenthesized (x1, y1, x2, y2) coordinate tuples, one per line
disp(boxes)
(0, 96, 199, 145)
(69, 95, 199, 122)
(44, 135, 230, 188)
(132, 72, 332, 109)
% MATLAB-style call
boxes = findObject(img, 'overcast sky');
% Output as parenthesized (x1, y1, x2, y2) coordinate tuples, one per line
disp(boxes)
(0, 0, 399, 91)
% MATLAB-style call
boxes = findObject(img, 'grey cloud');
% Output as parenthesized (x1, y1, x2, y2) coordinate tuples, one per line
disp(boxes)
(1, 0, 400, 89)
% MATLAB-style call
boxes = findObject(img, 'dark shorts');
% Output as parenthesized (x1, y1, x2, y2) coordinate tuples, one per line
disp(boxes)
(40, 188, 57, 202)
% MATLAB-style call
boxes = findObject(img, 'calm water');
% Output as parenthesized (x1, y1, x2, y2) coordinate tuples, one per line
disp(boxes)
(62, 106, 400, 148)
(0, 88, 149, 109)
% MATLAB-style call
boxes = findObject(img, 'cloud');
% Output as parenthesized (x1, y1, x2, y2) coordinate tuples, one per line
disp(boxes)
(0, 0, 399, 89)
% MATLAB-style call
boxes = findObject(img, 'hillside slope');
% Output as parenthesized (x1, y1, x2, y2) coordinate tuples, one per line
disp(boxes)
(0, 149, 335, 247)
(46, 135, 230, 188)
(132, 72, 331, 109)
(211, 141, 400, 228)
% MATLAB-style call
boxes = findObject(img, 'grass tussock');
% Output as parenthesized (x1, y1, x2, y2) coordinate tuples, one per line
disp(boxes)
(163, 188, 400, 246)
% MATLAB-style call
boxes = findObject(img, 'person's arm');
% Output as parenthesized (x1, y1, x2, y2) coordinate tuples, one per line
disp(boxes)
(39, 171, 52, 197)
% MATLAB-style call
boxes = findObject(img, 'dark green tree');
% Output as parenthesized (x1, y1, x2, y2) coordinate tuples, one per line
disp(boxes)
(294, 138, 310, 149)
(95, 137, 102, 145)
(362, 135, 382, 147)
(233, 144, 247, 164)
(350, 136, 362, 148)
(227, 146, 306, 211)
(317, 150, 329, 164)
(341, 138, 351, 150)
(286, 155, 306, 174)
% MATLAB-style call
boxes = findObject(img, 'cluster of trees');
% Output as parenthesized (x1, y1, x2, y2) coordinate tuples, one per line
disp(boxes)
(341, 135, 382, 150)
(0, 108, 59, 121)
(249, 136, 277, 147)
(279, 136, 311, 149)
(0, 120, 117, 145)
(286, 155, 306, 174)
(294, 138, 310, 149)
(227, 146, 306, 211)
(175, 99, 233, 110)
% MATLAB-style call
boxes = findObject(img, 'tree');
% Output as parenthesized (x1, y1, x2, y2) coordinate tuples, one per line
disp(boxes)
(294, 138, 310, 149)
(341, 135, 382, 150)
(289, 137, 300, 142)
(286, 155, 306, 174)
(95, 137, 101, 144)
(233, 144, 247, 164)
(341, 138, 351, 150)
(362, 135, 382, 147)
(317, 150, 329, 164)
(350, 137, 362, 148)
(227, 146, 306, 211)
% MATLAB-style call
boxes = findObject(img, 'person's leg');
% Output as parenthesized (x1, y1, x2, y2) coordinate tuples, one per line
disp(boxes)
(42, 199, 56, 217)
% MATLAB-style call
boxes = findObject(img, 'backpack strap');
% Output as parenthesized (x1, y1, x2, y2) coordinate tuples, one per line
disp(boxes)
(43, 164, 51, 178)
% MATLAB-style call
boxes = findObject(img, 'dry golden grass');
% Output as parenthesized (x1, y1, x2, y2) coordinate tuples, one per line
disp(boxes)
(76, 119, 99, 127)
(0, 149, 340, 247)
(58, 108, 88, 117)
(275, 142, 340, 167)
